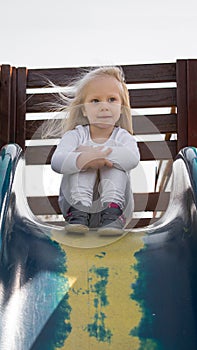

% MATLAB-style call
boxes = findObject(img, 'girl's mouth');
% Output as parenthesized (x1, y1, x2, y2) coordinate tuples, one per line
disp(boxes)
(97, 115, 112, 119)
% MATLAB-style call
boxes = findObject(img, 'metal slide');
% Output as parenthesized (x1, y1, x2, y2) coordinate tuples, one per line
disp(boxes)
(0, 144, 197, 350)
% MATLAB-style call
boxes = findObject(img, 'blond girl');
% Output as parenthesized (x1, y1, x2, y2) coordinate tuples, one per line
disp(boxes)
(51, 66, 140, 235)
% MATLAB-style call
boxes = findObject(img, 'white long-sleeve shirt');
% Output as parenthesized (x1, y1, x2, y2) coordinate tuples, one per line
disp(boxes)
(51, 125, 140, 222)
(51, 125, 140, 174)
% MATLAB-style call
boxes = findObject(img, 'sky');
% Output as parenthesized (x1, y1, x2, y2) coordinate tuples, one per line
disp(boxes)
(1, 0, 197, 68)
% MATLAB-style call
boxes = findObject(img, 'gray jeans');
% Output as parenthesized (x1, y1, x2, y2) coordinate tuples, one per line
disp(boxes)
(68, 166, 127, 212)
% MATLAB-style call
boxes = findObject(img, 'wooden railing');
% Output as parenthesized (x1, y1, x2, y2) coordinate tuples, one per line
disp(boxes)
(0, 60, 197, 227)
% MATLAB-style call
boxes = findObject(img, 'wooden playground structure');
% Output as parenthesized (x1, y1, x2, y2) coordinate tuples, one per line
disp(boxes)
(0, 59, 197, 228)
(1, 60, 197, 350)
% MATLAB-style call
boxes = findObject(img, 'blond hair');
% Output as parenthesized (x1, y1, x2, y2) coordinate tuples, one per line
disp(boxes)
(43, 66, 133, 138)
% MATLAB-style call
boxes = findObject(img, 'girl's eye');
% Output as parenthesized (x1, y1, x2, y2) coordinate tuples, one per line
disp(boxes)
(91, 99, 100, 103)
(108, 97, 116, 102)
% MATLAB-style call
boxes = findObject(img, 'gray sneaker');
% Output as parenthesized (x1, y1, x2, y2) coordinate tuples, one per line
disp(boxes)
(65, 204, 89, 233)
(98, 202, 126, 236)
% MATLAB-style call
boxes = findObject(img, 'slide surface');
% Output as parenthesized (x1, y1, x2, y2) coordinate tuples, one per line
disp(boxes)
(0, 144, 197, 350)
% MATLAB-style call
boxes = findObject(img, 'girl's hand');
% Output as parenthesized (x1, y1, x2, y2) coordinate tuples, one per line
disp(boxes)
(76, 145, 113, 170)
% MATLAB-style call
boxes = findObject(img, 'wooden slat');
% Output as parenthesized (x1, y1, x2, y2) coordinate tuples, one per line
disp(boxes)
(9, 67, 17, 142)
(27, 67, 89, 88)
(26, 87, 176, 112)
(27, 195, 60, 214)
(129, 88, 176, 108)
(26, 119, 46, 139)
(127, 217, 160, 228)
(0, 65, 11, 148)
(16, 68, 27, 149)
(24, 140, 177, 165)
(26, 63, 176, 88)
(133, 192, 170, 211)
(27, 192, 170, 216)
(133, 114, 177, 134)
(138, 140, 177, 160)
(25, 145, 55, 165)
(176, 60, 188, 151)
(25, 92, 67, 112)
(122, 63, 176, 84)
(25, 113, 177, 140)
(187, 60, 197, 147)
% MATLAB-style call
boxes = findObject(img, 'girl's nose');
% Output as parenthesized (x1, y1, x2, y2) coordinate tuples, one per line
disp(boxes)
(100, 102, 109, 110)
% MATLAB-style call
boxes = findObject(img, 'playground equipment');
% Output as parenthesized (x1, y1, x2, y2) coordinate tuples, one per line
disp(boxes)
(0, 60, 197, 349)
(0, 143, 197, 349)
(1, 60, 197, 227)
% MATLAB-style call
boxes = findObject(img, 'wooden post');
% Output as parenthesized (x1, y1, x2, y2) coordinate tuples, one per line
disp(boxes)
(10, 66, 17, 143)
(187, 59, 197, 147)
(15, 67, 27, 150)
(0, 65, 11, 148)
(176, 60, 188, 151)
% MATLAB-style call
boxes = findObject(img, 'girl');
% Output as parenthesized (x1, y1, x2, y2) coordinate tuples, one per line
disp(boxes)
(51, 66, 140, 235)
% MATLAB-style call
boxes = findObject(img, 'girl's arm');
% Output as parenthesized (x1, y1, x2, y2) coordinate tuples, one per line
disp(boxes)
(51, 131, 82, 174)
(76, 146, 113, 170)
(51, 131, 113, 174)
(107, 132, 140, 171)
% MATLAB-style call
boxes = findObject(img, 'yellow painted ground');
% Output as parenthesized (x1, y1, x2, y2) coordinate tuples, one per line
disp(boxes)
(51, 229, 144, 350)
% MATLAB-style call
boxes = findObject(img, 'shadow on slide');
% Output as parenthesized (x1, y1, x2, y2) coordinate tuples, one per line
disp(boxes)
(0, 143, 197, 350)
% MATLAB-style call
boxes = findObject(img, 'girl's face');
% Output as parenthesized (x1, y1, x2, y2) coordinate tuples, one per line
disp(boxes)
(82, 76, 122, 131)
